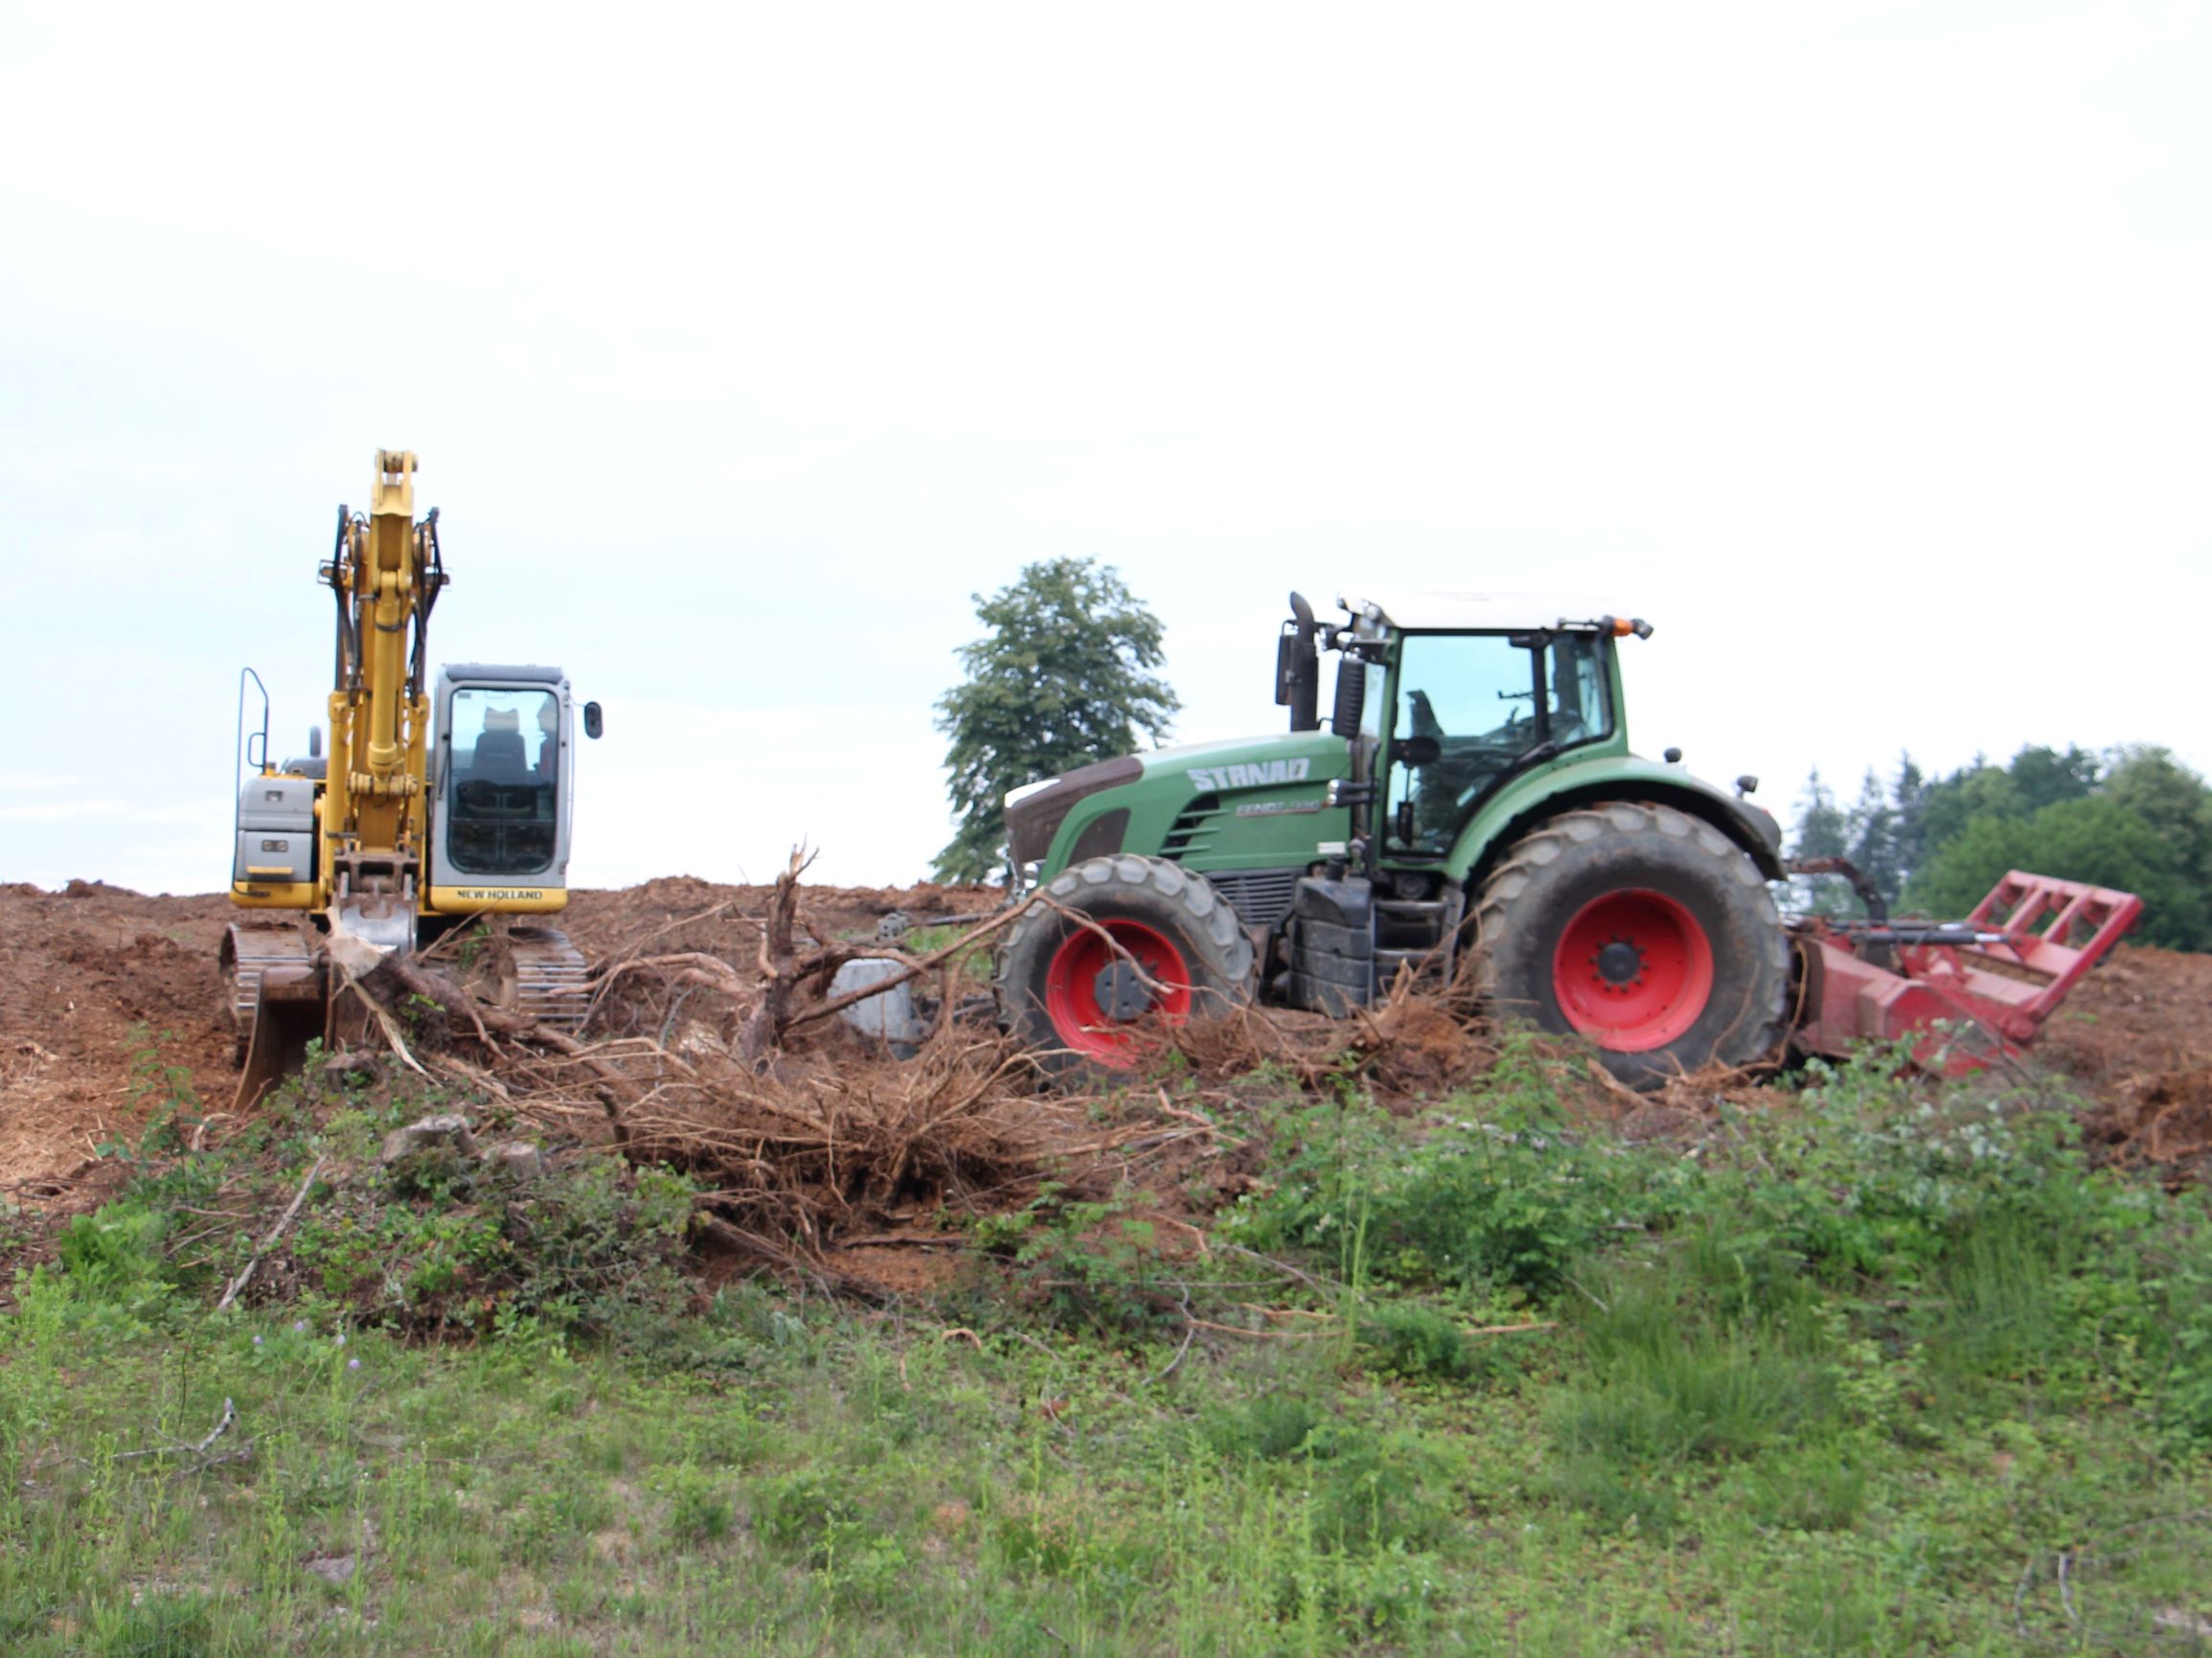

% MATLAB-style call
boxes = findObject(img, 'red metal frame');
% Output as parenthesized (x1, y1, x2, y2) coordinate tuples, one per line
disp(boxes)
(1792, 872, 2143, 1073)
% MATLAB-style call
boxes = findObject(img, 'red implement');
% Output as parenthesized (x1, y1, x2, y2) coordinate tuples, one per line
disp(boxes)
(1791, 872, 2143, 1073)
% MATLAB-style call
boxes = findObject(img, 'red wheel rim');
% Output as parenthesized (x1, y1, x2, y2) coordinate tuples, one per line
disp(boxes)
(1041, 920, 1193, 1068)
(1551, 888, 1715, 1053)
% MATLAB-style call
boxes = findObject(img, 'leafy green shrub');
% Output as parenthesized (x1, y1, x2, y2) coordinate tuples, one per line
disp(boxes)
(655, 1465, 735, 1544)
(55, 1201, 171, 1303)
(1357, 1299, 1482, 1382)
(290, 1132, 696, 1339)
(18, 1198, 180, 1332)
(751, 1467, 861, 1562)
(1202, 1391, 1327, 1462)
(1680, 1053, 2128, 1293)
(964, 1186, 1184, 1336)
(1229, 1037, 1651, 1297)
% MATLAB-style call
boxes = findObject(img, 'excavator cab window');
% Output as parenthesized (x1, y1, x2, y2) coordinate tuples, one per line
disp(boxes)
(446, 687, 559, 875)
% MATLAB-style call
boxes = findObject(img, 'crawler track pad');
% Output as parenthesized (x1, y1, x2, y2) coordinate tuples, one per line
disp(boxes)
(509, 926, 590, 1031)
(223, 921, 327, 1111)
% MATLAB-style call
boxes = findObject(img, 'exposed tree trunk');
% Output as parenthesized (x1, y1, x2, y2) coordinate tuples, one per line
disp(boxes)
(739, 846, 815, 1061)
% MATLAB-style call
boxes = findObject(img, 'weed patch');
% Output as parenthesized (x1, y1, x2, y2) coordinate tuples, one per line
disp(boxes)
(6, 1040, 2212, 1651)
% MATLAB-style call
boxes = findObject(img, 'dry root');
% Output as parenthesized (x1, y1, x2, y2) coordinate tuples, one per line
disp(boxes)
(329, 850, 1777, 1282)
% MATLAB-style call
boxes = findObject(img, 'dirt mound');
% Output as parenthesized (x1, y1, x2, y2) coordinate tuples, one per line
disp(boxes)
(0, 874, 996, 1199)
(0, 882, 236, 1191)
(560, 875, 998, 964)
(2040, 944, 2212, 1183)
(6, 878, 2211, 1231)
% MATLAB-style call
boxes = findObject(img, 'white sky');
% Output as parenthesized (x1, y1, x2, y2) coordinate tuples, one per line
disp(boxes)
(2, 0, 2206, 896)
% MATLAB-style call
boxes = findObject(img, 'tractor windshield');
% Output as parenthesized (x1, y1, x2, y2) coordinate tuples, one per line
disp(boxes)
(445, 687, 559, 875)
(1384, 630, 1613, 856)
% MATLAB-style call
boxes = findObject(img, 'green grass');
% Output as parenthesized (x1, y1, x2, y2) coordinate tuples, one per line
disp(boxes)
(3, 1037, 2210, 1653)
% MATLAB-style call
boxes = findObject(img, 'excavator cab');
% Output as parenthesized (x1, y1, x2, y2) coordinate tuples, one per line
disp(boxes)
(427, 665, 593, 900)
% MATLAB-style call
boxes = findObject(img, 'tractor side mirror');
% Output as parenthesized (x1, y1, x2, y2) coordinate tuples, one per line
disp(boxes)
(1396, 735, 1442, 768)
(1277, 592, 1321, 732)
(582, 701, 604, 740)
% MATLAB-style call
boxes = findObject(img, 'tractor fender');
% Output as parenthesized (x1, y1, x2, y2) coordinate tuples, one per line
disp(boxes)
(1444, 756, 1787, 891)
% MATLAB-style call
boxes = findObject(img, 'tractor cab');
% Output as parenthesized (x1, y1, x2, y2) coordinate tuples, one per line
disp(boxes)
(1279, 592, 1651, 874)
(1370, 615, 1627, 862)
(427, 665, 603, 910)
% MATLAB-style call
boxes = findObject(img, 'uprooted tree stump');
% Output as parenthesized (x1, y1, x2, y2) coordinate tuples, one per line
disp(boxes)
(308, 845, 1597, 1286)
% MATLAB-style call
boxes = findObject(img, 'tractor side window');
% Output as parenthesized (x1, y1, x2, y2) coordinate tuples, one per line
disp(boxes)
(1543, 632, 1614, 750)
(1386, 633, 1543, 855)
(446, 688, 559, 875)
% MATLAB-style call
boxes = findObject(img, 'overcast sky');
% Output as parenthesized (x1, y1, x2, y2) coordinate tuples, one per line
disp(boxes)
(2, 0, 2205, 897)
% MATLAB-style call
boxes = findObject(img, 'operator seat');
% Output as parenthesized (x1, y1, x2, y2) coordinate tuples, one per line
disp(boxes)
(469, 709, 531, 783)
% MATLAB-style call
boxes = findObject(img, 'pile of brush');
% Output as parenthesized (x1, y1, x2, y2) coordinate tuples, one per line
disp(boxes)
(329, 848, 1772, 1275)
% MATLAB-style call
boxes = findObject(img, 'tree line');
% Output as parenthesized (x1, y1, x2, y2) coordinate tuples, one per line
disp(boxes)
(1790, 745, 2212, 950)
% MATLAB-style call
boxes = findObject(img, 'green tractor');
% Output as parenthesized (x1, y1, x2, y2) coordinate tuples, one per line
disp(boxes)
(992, 592, 1793, 1087)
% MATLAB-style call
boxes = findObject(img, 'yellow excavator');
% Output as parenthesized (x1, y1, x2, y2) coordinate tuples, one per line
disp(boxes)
(222, 450, 602, 1105)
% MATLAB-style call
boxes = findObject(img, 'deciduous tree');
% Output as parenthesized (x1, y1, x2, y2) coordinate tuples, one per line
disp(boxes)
(932, 557, 1178, 883)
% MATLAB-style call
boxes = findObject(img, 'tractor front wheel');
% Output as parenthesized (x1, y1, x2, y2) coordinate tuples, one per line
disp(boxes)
(996, 854, 1256, 1079)
(1471, 803, 1790, 1088)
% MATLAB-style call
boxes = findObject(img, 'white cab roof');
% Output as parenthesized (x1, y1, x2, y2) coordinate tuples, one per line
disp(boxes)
(1345, 591, 1630, 632)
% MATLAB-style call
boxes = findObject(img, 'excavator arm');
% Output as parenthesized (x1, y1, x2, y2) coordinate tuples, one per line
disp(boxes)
(321, 449, 446, 938)
(225, 451, 451, 1104)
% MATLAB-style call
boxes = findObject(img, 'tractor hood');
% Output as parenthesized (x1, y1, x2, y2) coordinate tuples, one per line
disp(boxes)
(1003, 755, 1144, 868)
(1005, 730, 1353, 872)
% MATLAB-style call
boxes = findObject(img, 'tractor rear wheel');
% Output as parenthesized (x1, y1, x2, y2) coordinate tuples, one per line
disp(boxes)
(996, 854, 1256, 1079)
(1471, 803, 1790, 1088)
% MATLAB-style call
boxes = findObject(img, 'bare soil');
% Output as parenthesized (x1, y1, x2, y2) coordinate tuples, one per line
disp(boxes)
(0, 876, 993, 1200)
(2037, 943, 2212, 1184)
(3, 877, 2206, 1222)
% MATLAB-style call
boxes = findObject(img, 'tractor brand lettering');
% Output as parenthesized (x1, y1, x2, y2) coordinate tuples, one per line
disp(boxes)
(1188, 758, 1311, 793)
(456, 888, 545, 901)
(1235, 799, 1325, 818)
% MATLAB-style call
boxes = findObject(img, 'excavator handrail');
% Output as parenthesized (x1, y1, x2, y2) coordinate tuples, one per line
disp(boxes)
(235, 665, 269, 777)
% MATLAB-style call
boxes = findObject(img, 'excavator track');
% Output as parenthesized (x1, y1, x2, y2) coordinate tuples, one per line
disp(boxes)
(220, 920, 328, 1108)
(508, 926, 590, 1032)
(219, 921, 320, 1059)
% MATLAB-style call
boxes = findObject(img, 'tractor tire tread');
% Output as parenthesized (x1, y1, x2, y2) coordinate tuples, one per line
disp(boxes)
(995, 854, 1256, 1079)
(1470, 804, 1790, 1088)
